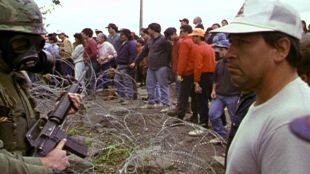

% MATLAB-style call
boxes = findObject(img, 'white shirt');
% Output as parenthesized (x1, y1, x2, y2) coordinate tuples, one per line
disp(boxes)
(97, 41, 117, 65)
(227, 78, 310, 174)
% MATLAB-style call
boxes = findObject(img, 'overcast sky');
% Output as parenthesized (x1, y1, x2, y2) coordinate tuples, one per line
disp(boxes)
(36, 0, 310, 39)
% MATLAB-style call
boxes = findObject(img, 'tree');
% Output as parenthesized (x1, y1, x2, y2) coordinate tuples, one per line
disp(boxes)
(52, 0, 61, 5)
(40, 1, 61, 28)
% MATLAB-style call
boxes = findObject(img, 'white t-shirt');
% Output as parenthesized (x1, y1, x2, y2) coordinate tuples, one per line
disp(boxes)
(226, 78, 310, 174)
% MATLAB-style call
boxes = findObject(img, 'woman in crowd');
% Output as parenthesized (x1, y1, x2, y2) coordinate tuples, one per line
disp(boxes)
(96, 33, 117, 89)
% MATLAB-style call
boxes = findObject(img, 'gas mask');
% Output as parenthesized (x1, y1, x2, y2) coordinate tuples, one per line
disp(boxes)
(0, 32, 55, 73)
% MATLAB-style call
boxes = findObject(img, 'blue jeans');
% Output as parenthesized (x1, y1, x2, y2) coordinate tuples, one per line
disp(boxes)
(114, 65, 134, 99)
(146, 66, 170, 106)
(209, 95, 239, 137)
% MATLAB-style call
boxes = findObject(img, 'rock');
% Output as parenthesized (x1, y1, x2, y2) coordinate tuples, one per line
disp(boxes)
(85, 111, 107, 124)
(94, 123, 105, 133)
(109, 107, 130, 116)
(121, 145, 175, 173)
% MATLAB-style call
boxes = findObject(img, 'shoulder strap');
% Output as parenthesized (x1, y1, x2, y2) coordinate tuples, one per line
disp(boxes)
(0, 71, 37, 126)
(11, 71, 37, 122)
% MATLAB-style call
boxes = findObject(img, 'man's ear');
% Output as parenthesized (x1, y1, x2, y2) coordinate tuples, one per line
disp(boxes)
(274, 37, 291, 63)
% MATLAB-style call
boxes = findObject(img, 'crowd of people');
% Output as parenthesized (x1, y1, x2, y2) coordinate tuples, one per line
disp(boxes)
(42, 19, 239, 135)
(0, 0, 310, 173)
(41, 0, 310, 167)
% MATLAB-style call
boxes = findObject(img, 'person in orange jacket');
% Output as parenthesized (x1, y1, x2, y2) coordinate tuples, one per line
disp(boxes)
(188, 28, 216, 130)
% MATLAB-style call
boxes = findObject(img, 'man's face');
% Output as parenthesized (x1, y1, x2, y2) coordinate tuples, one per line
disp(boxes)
(219, 47, 228, 58)
(140, 31, 145, 38)
(180, 21, 186, 26)
(225, 33, 275, 91)
(212, 24, 219, 30)
(96, 36, 104, 44)
(141, 33, 149, 41)
(107, 27, 114, 34)
(58, 34, 64, 40)
(81, 32, 87, 39)
(171, 32, 178, 40)
(221, 20, 228, 26)
(147, 28, 155, 38)
(120, 33, 128, 42)
(191, 35, 200, 44)
(179, 29, 187, 38)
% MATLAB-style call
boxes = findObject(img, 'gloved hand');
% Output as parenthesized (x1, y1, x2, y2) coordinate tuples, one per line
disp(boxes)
(176, 75, 183, 82)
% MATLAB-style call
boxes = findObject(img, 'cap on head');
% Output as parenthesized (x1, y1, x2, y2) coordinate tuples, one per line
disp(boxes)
(106, 23, 118, 32)
(188, 28, 205, 37)
(212, 0, 302, 39)
(0, 0, 46, 35)
(95, 29, 103, 33)
(57, 32, 66, 35)
(179, 18, 189, 24)
(215, 40, 231, 49)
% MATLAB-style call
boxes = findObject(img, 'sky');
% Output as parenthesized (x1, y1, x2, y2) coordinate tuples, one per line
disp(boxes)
(36, 0, 310, 40)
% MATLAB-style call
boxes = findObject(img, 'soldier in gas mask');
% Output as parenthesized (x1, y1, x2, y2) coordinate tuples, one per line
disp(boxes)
(0, 0, 81, 173)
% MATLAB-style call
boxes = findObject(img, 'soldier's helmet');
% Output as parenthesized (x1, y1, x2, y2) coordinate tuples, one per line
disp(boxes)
(0, 0, 46, 35)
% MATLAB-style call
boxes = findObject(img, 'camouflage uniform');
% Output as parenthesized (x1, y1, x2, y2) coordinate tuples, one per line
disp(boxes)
(0, 0, 53, 173)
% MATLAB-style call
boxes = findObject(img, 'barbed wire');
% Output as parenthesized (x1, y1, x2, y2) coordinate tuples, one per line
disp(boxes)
(31, 67, 226, 174)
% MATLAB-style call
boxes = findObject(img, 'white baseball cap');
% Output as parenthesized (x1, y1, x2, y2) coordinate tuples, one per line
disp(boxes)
(212, 0, 303, 39)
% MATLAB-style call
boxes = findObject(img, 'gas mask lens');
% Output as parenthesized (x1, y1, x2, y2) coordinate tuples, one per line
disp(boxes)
(9, 35, 44, 54)
(10, 37, 32, 54)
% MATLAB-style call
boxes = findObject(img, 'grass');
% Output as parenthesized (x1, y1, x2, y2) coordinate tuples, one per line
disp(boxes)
(68, 127, 92, 137)
(94, 144, 133, 166)
(92, 143, 133, 173)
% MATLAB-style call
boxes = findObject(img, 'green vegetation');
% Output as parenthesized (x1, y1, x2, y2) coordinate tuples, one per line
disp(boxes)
(67, 127, 92, 137)
(93, 144, 133, 166)
(92, 144, 134, 173)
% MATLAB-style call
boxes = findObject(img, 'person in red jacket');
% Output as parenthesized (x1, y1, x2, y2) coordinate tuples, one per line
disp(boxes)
(81, 28, 98, 96)
(175, 24, 196, 120)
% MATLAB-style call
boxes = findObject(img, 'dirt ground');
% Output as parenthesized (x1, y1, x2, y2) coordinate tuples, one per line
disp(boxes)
(32, 80, 227, 174)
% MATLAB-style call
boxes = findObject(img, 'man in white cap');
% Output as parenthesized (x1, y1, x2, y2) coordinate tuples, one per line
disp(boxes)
(212, 0, 310, 173)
